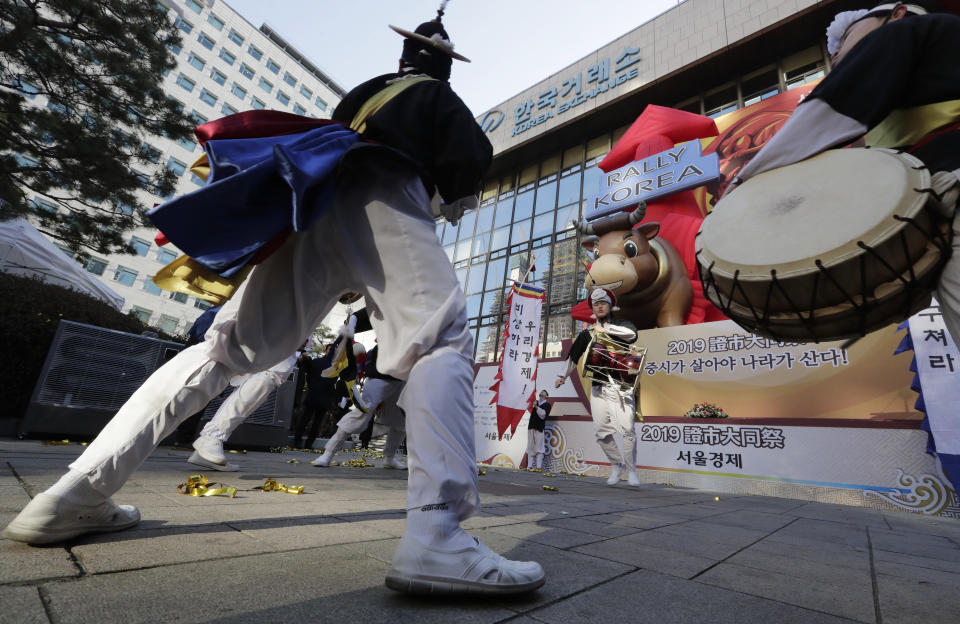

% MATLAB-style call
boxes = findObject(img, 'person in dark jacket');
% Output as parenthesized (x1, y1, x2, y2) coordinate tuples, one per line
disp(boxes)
(524, 390, 552, 470)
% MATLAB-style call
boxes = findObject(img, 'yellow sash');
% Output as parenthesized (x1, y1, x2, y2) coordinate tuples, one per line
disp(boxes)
(349, 75, 435, 133)
(864, 99, 960, 149)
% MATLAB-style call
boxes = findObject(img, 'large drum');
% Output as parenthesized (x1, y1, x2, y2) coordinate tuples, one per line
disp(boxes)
(578, 327, 646, 393)
(696, 148, 951, 342)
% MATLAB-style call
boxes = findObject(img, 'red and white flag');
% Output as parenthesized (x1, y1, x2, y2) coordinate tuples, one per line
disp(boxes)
(489, 283, 545, 438)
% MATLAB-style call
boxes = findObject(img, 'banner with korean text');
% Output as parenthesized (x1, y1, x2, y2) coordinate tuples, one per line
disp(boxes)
(489, 283, 544, 438)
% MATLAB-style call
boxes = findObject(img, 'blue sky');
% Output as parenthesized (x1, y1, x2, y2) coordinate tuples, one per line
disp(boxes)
(224, 0, 684, 114)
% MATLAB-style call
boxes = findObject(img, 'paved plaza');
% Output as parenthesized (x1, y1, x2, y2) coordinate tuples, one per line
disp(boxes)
(1, 438, 959, 623)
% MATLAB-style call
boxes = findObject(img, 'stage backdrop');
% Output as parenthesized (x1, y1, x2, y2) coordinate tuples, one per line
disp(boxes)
(473, 307, 960, 518)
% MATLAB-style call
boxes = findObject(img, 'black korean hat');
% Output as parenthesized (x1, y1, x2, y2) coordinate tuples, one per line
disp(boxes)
(389, 1, 470, 62)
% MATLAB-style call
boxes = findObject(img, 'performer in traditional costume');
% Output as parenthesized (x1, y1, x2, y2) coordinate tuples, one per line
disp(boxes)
(726, 1, 960, 343)
(524, 390, 552, 470)
(556, 289, 642, 486)
(3, 2, 545, 596)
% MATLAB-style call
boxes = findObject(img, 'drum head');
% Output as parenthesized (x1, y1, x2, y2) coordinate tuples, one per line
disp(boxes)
(699, 149, 930, 280)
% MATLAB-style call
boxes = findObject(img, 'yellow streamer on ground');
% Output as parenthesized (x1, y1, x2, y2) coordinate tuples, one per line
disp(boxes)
(542, 485, 559, 492)
(42, 440, 71, 445)
(177, 474, 237, 498)
(286, 458, 300, 464)
(152, 255, 252, 305)
(256, 478, 304, 495)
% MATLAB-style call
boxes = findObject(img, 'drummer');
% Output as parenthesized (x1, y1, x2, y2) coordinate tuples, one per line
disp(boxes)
(724, 1, 960, 343)
(556, 288, 642, 487)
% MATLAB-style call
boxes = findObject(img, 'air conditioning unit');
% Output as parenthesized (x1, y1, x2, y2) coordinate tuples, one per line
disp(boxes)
(19, 320, 184, 439)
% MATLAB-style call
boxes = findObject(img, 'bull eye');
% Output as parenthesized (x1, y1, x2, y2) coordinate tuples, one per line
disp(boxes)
(623, 240, 639, 258)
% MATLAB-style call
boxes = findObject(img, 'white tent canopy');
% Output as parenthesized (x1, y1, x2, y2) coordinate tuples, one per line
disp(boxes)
(0, 218, 125, 310)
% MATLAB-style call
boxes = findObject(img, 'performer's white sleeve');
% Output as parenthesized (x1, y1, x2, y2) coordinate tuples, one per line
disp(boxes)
(736, 99, 868, 183)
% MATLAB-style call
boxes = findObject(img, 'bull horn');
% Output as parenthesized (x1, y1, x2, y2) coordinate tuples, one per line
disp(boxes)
(627, 201, 647, 226)
(573, 219, 595, 236)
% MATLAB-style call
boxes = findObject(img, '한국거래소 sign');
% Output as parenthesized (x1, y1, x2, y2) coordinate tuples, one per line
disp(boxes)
(586, 140, 720, 221)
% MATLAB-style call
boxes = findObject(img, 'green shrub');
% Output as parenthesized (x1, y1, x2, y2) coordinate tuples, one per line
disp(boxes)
(0, 272, 182, 419)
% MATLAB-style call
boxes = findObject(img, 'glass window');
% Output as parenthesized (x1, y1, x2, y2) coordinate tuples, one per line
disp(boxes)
(167, 156, 187, 176)
(172, 291, 189, 304)
(176, 136, 196, 152)
(187, 52, 205, 71)
(490, 226, 509, 251)
(293, 103, 306, 115)
(458, 210, 477, 240)
(228, 29, 244, 45)
(582, 164, 602, 202)
(511, 219, 531, 246)
(221, 102, 238, 116)
(248, 44, 263, 60)
(158, 315, 179, 334)
(175, 73, 195, 92)
(475, 324, 500, 363)
(210, 68, 227, 85)
(475, 205, 494, 234)
(555, 203, 580, 232)
(532, 212, 554, 239)
(315, 96, 327, 111)
(276, 91, 290, 105)
(513, 190, 534, 220)
(198, 89, 217, 106)
(129, 237, 150, 256)
(168, 41, 182, 56)
(465, 264, 485, 294)
(218, 48, 236, 66)
(471, 233, 489, 259)
(185, 0, 202, 14)
(142, 277, 162, 295)
(466, 293, 482, 318)
(535, 180, 557, 214)
(175, 17, 193, 34)
(266, 59, 280, 74)
(142, 144, 161, 163)
(113, 265, 138, 286)
(442, 223, 458, 245)
(455, 267, 467, 290)
(191, 173, 205, 186)
(300, 85, 313, 99)
(197, 32, 215, 50)
(484, 257, 506, 289)
(239, 63, 254, 79)
(195, 299, 213, 310)
(443, 243, 454, 261)
(455, 239, 472, 262)
(494, 199, 513, 228)
(156, 248, 177, 264)
(84, 257, 107, 276)
(207, 13, 224, 31)
(131, 306, 152, 324)
(558, 171, 582, 206)
(251, 96, 265, 110)
(231, 82, 247, 98)
(283, 72, 297, 87)
(258, 77, 273, 93)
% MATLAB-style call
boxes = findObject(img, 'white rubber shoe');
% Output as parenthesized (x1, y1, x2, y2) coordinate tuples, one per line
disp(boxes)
(187, 451, 239, 472)
(385, 534, 545, 595)
(383, 455, 407, 470)
(311, 451, 334, 467)
(606, 464, 623, 486)
(192, 435, 228, 466)
(627, 470, 641, 486)
(2, 493, 140, 544)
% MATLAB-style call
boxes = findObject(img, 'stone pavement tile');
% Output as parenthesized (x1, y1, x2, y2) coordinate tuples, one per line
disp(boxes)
(572, 533, 717, 578)
(329, 512, 406, 538)
(0, 538, 79, 583)
(695, 509, 798, 533)
(539, 515, 645, 538)
(738, 535, 871, 571)
(41, 544, 518, 624)
(876, 557, 960, 589)
(719, 496, 808, 514)
(70, 523, 278, 574)
(484, 521, 606, 549)
(881, 511, 960, 541)
(0, 586, 47, 624)
(786, 502, 889, 528)
(765, 517, 869, 549)
(531, 569, 853, 624)
(876, 564, 960, 623)
(461, 511, 536, 530)
(0, 485, 29, 512)
(872, 548, 960, 575)
(695, 561, 875, 622)
(230, 513, 397, 549)
(869, 527, 960, 564)
(623, 523, 768, 561)
(603, 506, 722, 530)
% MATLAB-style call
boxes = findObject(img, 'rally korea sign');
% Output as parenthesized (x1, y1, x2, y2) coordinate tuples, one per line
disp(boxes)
(587, 140, 720, 221)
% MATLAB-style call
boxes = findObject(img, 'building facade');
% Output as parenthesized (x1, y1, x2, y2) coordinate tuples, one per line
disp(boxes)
(26, 0, 344, 336)
(454, 0, 861, 364)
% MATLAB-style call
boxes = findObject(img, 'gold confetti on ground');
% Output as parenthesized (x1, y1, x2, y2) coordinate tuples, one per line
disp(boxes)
(543, 473, 557, 477)
(542, 485, 558, 492)
(286, 459, 299, 464)
(177, 474, 236, 498)
(477, 469, 487, 476)
(256, 478, 304, 494)
(80, 442, 88, 446)
(342, 458, 373, 468)
(42, 440, 71, 446)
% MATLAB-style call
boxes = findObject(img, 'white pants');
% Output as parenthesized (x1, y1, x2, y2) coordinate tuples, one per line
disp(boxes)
(69, 164, 480, 520)
(589, 384, 637, 469)
(525, 428, 544, 458)
(197, 354, 298, 442)
(336, 377, 405, 434)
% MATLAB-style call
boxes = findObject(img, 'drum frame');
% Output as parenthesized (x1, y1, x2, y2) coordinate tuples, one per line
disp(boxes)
(578, 330, 647, 394)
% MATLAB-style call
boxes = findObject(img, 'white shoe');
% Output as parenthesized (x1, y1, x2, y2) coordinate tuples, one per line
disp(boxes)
(192, 435, 227, 466)
(386, 534, 545, 595)
(606, 464, 623, 486)
(627, 470, 641, 486)
(383, 455, 407, 470)
(2, 493, 140, 544)
(187, 451, 239, 472)
(312, 451, 334, 467)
